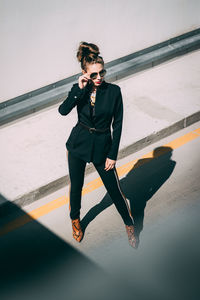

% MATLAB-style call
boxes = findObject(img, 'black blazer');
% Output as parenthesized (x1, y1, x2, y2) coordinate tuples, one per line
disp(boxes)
(58, 80, 123, 164)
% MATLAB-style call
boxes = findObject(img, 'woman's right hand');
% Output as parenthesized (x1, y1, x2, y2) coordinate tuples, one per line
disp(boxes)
(78, 74, 91, 89)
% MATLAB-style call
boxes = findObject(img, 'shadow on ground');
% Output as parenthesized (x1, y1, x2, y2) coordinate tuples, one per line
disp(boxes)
(1, 142, 200, 300)
(0, 194, 128, 300)
(81, 146, 176, 247)
(79, 145, 200, 300)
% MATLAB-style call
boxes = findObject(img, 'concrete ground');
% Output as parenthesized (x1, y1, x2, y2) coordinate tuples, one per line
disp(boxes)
(0, 49, 200, 204)
(0, 121, 200, 300)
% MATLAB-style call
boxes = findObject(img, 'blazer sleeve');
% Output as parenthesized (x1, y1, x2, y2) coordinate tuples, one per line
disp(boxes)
(58, 83, 87, 115)
(107, 87, 123, 161)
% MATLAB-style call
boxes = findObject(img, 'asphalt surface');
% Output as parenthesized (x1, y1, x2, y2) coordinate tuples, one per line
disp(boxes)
(0, 121, 200, 300)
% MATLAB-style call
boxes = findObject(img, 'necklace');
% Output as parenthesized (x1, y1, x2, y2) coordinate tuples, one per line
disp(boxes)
(90, 90, 96, 106)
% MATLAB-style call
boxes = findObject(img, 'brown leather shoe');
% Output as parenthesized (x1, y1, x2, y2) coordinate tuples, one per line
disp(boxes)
(71, 218, 83, 242)
(125, 225, 137, 248)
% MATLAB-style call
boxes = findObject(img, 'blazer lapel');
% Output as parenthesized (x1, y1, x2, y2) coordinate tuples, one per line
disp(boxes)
(95, 80, 108, 117)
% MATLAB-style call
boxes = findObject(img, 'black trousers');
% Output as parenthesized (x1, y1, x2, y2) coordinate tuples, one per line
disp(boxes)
(67, 150, 134, 226)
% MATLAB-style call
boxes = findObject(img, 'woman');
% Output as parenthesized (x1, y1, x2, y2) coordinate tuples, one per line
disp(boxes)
(58, 42, 136, 248)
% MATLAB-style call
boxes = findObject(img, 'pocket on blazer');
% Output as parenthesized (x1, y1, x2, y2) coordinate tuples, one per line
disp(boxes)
(66, 124, 82, 148)
(105, 131, 112, 143)
(104, 131, 112, 151)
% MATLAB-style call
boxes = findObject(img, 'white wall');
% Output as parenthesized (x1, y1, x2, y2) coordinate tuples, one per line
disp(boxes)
(0, 0, 200, 102)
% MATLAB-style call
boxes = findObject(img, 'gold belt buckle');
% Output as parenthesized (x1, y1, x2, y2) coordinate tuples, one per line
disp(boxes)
(89, 127, 95, 133)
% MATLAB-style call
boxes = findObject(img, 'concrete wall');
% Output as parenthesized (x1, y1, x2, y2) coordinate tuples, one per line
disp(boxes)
(0, 0, 200, 102)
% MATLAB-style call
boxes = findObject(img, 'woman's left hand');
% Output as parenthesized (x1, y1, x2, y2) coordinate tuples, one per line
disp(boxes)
(104, 158, 116, 171)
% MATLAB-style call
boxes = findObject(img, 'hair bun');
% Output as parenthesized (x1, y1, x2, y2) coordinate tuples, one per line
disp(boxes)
(77, 41, 100, 62)
(76, 41, 104, 72)
(81, 46, 90, 57)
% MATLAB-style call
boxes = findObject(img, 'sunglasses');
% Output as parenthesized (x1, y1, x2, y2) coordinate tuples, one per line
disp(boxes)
(89, 69, 107, 80)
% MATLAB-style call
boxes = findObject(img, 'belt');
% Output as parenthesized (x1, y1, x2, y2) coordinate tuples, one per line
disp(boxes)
(78, 121, 110, 133)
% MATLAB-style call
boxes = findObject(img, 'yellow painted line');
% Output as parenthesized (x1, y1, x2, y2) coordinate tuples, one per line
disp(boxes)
(193, 128, 200, 135)
(0, 127, 200, 236)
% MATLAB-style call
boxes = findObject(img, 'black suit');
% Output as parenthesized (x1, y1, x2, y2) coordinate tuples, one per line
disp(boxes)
(58, 80, 123, 164)
(58, 80, 133, 227)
